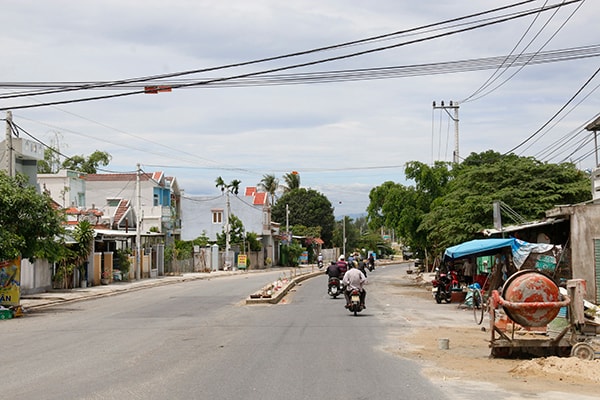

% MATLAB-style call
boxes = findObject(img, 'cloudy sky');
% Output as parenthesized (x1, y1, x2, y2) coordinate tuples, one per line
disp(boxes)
(1, 1, 599, 217)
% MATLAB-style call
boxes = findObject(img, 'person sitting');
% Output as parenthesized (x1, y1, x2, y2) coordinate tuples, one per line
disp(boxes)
(326, 261, 341, 279)
(336, 255, 348, 277)
(342, 262, 368, 308)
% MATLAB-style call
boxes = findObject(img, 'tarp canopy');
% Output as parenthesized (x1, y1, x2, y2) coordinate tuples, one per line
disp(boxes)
(443, 238, 515, 260)
(443, 238, 558, 269)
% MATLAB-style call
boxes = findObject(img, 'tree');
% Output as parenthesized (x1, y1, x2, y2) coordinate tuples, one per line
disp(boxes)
(421, 151, 591, 254)
(58, 150, 111, 174)
(0, 171, 65, 261)
(282, 171, 301, 192)
(366, 161, 452, 258)
(258, 173, 279, 205)
(215, 176, 241, 195)
(272, 188, 335, 245)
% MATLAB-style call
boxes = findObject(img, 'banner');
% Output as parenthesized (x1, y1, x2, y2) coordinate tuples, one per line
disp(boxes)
(0, 258, 21, 307)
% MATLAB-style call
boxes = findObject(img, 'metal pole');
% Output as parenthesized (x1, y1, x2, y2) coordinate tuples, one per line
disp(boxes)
(343, 216, 346, 257)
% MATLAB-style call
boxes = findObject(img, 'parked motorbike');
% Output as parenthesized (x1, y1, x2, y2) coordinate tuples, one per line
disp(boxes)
(347, 288, 364, 316)
(432, 268, 459, 304)
(328, 277, 342, 298)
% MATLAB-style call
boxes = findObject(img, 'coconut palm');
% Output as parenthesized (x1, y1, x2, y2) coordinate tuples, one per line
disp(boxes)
(282, 171, 300, 193)
(258, 173, 279, 205)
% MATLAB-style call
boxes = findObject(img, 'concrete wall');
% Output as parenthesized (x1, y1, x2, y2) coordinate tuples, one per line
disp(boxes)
(568, 203, 600, 302)
(20, 258, 52, 295)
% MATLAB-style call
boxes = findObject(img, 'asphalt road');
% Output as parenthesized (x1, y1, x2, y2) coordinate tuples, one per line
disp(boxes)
(0, 264, 449, 400)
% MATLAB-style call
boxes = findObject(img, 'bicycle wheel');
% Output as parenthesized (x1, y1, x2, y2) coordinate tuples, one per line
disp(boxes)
(472, 289, 485, 325)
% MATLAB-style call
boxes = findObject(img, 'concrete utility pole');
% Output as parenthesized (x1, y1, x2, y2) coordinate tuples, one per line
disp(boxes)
(4, 111, 14, 177)
(136, 164, 142, 280)
(225, 190, 231, 270)
(432, 100, 460, 164)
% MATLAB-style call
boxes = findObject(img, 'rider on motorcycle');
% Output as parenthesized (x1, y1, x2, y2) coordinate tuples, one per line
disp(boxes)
(317, 253, 324, 268)
(342, 261, 367, 309)
(336, 255, 348, 277)
(326, 261, 341, 279)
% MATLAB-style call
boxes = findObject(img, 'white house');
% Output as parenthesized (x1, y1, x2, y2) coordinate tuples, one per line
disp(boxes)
(181, 187, 279, 266)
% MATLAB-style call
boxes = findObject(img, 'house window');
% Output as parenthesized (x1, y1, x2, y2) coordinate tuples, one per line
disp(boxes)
(212, 210, 223, 224)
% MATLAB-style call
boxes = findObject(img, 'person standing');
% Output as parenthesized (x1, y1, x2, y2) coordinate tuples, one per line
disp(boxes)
(463, 258, 475, 285)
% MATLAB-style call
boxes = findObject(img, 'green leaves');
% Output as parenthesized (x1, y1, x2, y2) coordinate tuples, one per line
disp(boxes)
(0, 172, 65, 261)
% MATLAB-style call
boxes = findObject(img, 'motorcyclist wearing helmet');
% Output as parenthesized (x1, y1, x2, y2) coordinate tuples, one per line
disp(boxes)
(342, 260, 367, 308)
(317, 253, 324, 268)
(336, 255, 348, 277)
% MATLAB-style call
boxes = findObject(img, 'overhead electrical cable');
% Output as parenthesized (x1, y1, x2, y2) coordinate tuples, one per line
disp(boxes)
(0, 0, 540, 100)
(504, 65, 600, 155)
(462, 0, 585, 103)
(0, 0, 582, 111)
(2, 44, 597, 92)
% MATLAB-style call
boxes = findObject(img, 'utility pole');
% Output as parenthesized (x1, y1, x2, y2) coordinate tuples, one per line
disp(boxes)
(4, 111, 14, 177)
(135, 164, 142, 280)
(432, 100, 460, 164)
(225, 190, 231, 270)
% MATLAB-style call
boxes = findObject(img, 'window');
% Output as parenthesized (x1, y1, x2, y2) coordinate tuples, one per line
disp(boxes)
(212, 210, 223, 224)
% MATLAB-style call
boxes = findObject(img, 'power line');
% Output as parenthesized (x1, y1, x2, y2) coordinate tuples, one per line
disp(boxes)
(0, 0, 582, 111)
(504, 65, 600, 155)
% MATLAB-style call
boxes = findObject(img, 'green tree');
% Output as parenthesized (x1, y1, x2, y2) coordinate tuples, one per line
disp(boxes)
(272, 188, 335, 245)
(215, 176, 241, 195)
(366, 161, 452, 258)
(216, 214, 245, 249)
(282, 171, 301, 192)
(0, 172, 65, 261)
(60, 150, 111, 174)
(421, 151, 591, 254)
(258, 173, 279, 205)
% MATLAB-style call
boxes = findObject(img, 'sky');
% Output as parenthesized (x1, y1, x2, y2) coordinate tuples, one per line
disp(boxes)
(1, 1, 599, 218)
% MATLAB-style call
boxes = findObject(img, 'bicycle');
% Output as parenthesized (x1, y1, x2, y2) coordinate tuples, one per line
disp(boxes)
(471, 275, 490, 325)
(471, 287, 487, 325)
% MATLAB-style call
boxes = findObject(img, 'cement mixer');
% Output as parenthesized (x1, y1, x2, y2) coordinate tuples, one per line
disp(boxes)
(488, 269, 596, 358)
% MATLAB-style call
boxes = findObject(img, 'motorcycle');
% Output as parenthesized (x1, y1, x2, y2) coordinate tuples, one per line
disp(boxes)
(432, 268, 459, 304)
(328, 276, 342, 298)
(347, 288, 364, 316)
(317, 260, 324, 269)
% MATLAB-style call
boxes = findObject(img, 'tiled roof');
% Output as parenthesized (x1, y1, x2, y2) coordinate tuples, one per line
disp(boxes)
(114, 199, 131, 227)
(245, 187, 256, 196)
(253, 192, 267, 205)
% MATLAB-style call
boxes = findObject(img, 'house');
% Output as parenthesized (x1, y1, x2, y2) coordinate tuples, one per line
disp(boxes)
(83, 170, 181, 240)
(181, 186, 279, 267)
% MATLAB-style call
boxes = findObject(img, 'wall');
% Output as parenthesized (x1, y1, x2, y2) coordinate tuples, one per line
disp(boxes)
(20, 258, 52, 295)
(569, 203, 600, 302)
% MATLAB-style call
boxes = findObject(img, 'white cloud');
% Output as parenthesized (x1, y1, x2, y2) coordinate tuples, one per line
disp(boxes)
(2, 1, 599, 218)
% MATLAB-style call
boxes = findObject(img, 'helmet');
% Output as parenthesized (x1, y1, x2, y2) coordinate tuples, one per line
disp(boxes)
(339, 255, 345, 261)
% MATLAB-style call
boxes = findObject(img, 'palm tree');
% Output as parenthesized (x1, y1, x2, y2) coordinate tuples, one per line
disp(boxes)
(258, 174, 279, 205)
(215, 176, 241, 195)
(282, 171, 300, 193)
(229, 179, 241, 195)
(215, 176, 226, 193)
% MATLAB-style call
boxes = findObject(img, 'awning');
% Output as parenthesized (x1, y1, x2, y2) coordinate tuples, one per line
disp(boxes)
(444, 238, 558, 269)
(444, 238, 515, 260)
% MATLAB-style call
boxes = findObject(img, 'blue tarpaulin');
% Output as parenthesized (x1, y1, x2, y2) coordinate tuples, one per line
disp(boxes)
(443, 238, 516, 260)
(443, 238, 557, 269)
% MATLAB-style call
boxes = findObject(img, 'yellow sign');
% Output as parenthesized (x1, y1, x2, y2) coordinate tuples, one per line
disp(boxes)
(237, 254, 247, 270)
(0, 258, 21, 306)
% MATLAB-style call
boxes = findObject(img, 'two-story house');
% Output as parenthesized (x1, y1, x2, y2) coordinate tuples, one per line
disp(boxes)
(181, 187, 279, 268)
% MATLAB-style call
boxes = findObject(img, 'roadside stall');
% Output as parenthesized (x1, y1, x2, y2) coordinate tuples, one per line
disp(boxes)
(443, 238, 600, 358)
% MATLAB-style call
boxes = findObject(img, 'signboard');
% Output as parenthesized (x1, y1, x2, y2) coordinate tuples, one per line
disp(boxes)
(298, 251, 308, 264)
(237, 254, 247, 270)
(0, 258, 21, 306)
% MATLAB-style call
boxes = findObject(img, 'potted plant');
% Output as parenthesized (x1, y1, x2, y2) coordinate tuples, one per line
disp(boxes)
(101, 270, 111, 285)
